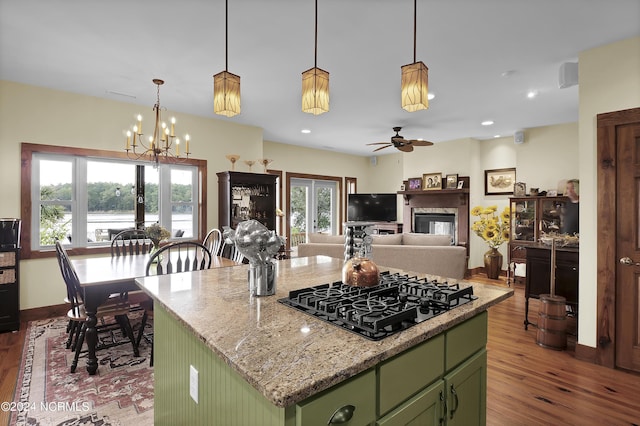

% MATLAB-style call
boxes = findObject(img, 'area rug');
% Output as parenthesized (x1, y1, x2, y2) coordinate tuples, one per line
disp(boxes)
(10, 315, 154, 426)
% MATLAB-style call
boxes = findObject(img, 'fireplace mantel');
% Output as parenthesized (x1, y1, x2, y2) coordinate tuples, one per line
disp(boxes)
(397, 176, 470, 253)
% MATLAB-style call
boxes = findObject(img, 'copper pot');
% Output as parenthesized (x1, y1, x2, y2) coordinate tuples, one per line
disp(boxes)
(342, 257, 380, 287)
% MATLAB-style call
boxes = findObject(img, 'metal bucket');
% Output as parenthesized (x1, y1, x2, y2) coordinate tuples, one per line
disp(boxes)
(248, 262, 276, 296)
(536, 294, 567, 350)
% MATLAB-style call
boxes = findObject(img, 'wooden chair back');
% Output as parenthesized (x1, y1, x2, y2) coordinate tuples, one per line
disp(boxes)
(221, 241, 246, 264)
(111, 229, 152, 257)
(203, 228, 223, 257)
(146, 241, 212, 276)
(55, 241, 83, 317)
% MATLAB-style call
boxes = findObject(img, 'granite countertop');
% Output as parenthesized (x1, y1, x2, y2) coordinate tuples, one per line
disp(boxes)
(135, 256, 513, 408)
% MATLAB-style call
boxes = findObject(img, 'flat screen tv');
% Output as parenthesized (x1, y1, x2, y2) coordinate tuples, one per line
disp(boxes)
(347, 193, 398, 222)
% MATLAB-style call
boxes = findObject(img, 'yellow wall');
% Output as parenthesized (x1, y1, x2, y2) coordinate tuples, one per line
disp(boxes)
(578, 36, 640, 347)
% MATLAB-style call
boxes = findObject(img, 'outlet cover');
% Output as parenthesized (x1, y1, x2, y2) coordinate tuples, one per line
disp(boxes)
(190, 365, 199, 403)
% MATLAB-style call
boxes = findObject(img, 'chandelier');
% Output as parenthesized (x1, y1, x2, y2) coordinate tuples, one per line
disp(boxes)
(301, 0, 329, 115)
(124, 78, 191, 167)
(401, 0, 429, 112)
(213, 0, 241, 117)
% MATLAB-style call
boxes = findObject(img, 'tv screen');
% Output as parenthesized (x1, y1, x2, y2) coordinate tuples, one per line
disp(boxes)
(347, 193, 398, 222)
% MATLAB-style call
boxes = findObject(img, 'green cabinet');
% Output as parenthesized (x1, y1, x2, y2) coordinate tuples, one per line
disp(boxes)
(154, 306, 488, 426)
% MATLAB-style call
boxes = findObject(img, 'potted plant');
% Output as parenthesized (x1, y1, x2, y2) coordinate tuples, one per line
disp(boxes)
(471, 205, 510, 279)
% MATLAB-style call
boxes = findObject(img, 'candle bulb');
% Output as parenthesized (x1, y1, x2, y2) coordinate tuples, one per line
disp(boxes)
(185, 134, 190, 154)
(126, 131, 131, 150)
(136, 115, 142, 135)
(132, 127, 137, 146)
(149, 135, 154, 151)
(161, 122, 166, 141)
(170, 117, 176, 137)
(176, 138, 180, 156)
(165, 128, 169, 149)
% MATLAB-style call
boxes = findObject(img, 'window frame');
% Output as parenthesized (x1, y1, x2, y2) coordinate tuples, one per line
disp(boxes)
(20, 142, 207, 259)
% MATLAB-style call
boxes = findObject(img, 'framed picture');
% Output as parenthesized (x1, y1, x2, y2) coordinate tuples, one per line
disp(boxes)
(408, 177, 422, 190)
(485, 168, 516, 195)
(422, 173, 442, 190)
(445, 174, 458, 189)
(513, 182, 526, 197)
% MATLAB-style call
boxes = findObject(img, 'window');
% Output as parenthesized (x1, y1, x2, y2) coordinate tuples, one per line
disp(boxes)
(21, 143, 207, 258)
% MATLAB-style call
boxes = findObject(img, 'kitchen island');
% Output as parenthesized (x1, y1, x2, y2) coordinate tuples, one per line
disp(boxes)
(135, 256, 512, 425)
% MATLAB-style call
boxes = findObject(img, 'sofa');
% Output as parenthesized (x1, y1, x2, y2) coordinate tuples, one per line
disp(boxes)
(296, 232, 468, 279)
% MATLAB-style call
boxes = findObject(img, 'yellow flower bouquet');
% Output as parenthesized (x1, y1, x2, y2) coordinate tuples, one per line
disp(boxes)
(471, 205, 510, 249)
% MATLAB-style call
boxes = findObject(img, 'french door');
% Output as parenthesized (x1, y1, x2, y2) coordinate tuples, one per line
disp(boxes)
(290, 178, 338, 240)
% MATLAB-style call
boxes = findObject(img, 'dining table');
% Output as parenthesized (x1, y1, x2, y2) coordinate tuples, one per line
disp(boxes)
(71, 253, 239, 375)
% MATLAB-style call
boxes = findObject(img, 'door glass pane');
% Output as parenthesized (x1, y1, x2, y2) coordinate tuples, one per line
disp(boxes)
(39, 159, 72, 245)
(315, 186, 333, 233)
(290, 185, 308, 246)
(170, 168, 194, 238)
(87, 160, 136, 241)
(172, 205, 193, 238)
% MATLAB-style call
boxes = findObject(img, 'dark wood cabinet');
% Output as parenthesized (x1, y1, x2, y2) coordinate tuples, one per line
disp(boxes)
(524, 245, 578, 329)
(217, 171, 277, 231)
(508, 196, 571, 283)
(0, 248, 20, 332)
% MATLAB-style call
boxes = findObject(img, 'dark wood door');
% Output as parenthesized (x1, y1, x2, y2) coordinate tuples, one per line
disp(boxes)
(616, 121, 640, 372)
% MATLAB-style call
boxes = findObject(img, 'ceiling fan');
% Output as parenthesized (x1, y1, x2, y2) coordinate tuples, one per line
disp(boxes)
(367, 127, 434, 152)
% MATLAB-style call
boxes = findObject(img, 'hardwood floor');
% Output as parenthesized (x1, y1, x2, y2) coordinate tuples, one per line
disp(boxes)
(1, 276, 639, 425)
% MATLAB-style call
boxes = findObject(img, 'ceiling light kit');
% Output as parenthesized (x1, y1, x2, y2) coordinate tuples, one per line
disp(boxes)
(124, 79, 191, 167)
(301, 0, 330, 115)
(401, 0, 429, 112)
(213, 0, 241, 117)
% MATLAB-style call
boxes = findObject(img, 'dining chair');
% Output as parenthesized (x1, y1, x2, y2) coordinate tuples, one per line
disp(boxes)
(138, 241, 213, 366)
(203, 228, 223, 257)
(221, 241, 246, 264)
(55, 241, 139, 373)
(110, 229, 152, 257)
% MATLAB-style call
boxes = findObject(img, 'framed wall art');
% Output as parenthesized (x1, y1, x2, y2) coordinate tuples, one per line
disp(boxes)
(422, 172, 442, 190)
(485, 167, 516, 195)
(513, 182, 526, 197)
(446, 174, 458, 189)
(408, 177, 423, 190)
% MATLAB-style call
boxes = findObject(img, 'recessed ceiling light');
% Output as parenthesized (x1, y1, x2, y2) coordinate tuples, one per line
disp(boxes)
(428, 92, 435, 100)
(494, 135, 501, 138)
(481, 120, 494, 126)
(527, 90, 537, 99)
(301, 129, 311, 134)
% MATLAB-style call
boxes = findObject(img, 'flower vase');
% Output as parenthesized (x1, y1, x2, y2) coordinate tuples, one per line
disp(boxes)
(484, 247, 503, 280)
(150, 243, 161, 263)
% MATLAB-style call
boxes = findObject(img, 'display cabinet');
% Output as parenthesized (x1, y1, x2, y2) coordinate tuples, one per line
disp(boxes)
(217, 171, 277, 231)
(508, 196, 570, 283)
(0, 248, 20, 332)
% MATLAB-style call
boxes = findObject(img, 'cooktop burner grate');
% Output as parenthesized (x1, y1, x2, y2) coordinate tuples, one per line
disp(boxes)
(278, 271, 477, 340)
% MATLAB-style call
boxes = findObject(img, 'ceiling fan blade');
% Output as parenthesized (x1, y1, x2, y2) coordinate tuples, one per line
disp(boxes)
(397, 144, 413, 152)
(367, 142, 392, 145)
(373, 144, 392, 152)
(410, 139, 434, 146)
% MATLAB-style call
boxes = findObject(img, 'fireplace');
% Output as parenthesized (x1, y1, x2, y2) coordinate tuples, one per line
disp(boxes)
(413, 208, 457, 244)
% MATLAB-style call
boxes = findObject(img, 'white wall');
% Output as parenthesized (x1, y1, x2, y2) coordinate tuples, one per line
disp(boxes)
(577, 36, 640, 347)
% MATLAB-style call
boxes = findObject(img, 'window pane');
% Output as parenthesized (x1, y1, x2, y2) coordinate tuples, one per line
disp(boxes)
(171, 169, 193, 202)
(144, 165, 159, 226)
(40, 159, 72, 201)
(39, 159, 72, 245)
(87, 160, 136, 241)
(172, 205, 193, 238)
(40, 203, 71, 245)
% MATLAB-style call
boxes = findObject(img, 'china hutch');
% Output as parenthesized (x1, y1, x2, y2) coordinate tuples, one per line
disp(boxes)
(217, 171, 277, 231)
(508, 196, 579, 329)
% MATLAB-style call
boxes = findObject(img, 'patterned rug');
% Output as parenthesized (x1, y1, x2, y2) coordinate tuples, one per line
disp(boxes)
(10, 314, 154, 426)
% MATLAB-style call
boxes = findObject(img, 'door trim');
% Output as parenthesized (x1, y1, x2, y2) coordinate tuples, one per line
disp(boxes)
(592, 107, 640, 368)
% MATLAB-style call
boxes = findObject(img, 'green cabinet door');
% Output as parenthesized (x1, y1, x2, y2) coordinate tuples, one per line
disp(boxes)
(444, 349, 487, 426)
(377, 380, 445, 426)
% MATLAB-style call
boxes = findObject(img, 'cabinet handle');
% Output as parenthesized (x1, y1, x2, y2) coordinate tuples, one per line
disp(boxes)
(327, 405, 355, 424)
(620, 257, 640, 266)
(439, 390, 446, 425)
(450, 385, 459, 420)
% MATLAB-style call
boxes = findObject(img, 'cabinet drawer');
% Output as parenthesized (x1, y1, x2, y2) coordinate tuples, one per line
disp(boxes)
(379, 334, 444, 416)
(445, 312, 487, 371)
(296, 369, 375, 426)
(0, 268, 16, 284)
(0, 251, 16, 267)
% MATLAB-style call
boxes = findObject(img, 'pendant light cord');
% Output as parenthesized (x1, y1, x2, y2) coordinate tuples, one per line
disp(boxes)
(225, 0, 229, 71)
(314, 0, 318, 67)
(413, 0, 417, 63)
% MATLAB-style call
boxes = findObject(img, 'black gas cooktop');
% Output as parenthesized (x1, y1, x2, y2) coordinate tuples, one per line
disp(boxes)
(278, 271, 477, 341)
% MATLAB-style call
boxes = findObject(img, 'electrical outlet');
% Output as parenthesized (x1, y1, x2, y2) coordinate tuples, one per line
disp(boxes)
(189, 365, 198, 404)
